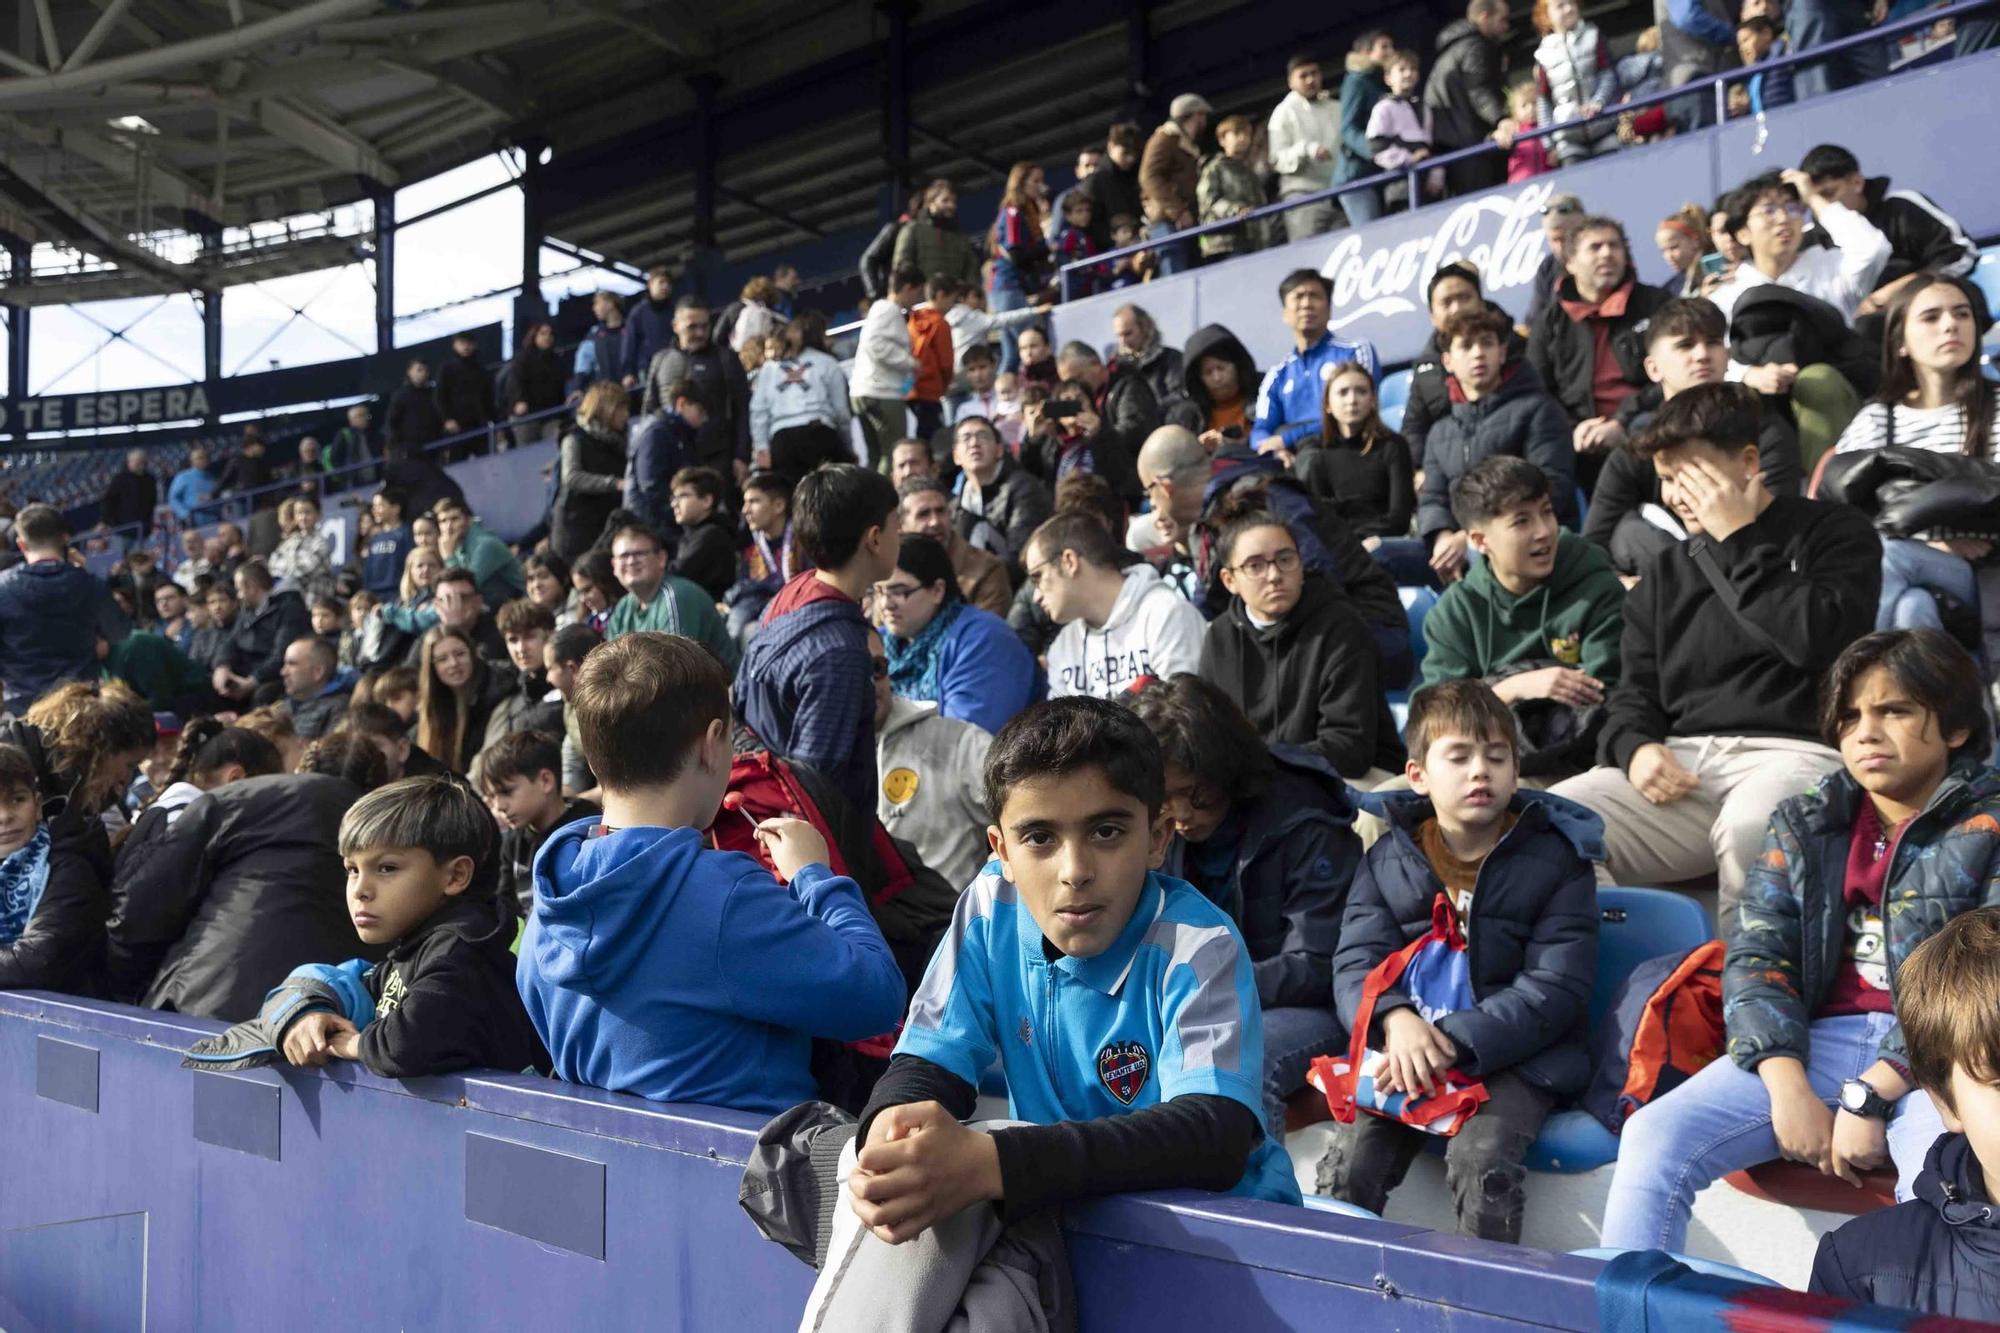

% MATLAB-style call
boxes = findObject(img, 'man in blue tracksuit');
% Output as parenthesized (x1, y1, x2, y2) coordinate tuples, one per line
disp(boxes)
(1252, 269, 1381, 457)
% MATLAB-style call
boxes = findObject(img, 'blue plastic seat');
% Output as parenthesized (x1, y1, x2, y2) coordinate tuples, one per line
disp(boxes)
(1972, 249, 2000, 329)
(1569, 1247, 1779, 1288)
(1378, 367, 1413, 433)
(1526, 888, 1715, 1173)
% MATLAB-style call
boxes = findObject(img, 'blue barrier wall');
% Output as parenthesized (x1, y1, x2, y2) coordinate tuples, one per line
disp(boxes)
(1052, 53, 2000, 371)
(0, 992, 1616, 1332)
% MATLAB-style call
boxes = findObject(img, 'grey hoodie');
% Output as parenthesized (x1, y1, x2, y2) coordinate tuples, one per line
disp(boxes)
(1046, 563, 1206, 700)
(875, 696, 993, 891)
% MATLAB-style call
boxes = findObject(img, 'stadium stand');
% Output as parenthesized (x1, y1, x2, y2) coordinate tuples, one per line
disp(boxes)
(4, 0, 2000, 1326)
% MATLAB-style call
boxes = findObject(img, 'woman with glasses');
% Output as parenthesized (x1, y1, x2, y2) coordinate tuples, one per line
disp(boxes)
(876, 534, 1042, 736)
(1198, 506, 1405, 784)
(1127, 671, 1362, 1138)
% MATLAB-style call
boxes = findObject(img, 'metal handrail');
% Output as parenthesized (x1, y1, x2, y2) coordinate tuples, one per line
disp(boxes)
(1060, 0, 1992, 295)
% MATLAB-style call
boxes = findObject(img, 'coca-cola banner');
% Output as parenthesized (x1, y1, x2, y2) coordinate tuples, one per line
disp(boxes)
(1052, 133, 1711, 374)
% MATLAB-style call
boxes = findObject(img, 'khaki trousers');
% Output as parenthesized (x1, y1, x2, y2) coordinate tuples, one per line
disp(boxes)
(1547, 735, 1843, 934)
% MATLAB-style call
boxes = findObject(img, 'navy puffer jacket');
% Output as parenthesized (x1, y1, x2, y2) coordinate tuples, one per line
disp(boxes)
(1163, 744, 1360, 1011)
(1811, 1132, 2000, 1320)
(1725, 761, 2000, 1074)
(1335, 789, 1602, 1094)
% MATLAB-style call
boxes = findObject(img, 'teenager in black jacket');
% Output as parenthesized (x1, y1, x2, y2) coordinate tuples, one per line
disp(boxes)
(386, 360, 446, 455)
(1549, 385, 1880, 930)
(281, 777, 548, 1078)
(1402, 265, 1527, 468)
(1197, 512, 1403, 784)
(106, 740, 392, 1019)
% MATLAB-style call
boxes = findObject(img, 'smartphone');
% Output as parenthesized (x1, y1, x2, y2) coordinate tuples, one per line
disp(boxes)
(1699, 252, 1729, 278)
(1046, 401, 1082, 421)
(1221, 424, 1246, 441)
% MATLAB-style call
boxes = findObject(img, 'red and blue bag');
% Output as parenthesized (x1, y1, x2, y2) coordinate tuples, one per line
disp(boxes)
(1309, 893, 1489, 1137)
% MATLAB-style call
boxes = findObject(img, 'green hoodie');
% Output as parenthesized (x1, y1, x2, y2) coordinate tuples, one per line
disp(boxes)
(1419, 531, 1625, 688)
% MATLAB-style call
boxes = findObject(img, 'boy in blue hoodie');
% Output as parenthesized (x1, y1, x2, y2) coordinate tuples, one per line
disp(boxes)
(518, 630, 905, 1115)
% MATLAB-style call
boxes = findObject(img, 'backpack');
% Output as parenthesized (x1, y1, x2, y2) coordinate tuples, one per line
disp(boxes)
(1581, 938, 1726, 1135)
(709, 750, 916, 916)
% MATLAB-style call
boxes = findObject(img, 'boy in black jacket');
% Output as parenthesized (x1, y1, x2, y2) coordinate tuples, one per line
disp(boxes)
(1549, 383, 1880, 931)
(1320, 680, 1599, 1242)
(479, 731, 599, 917)
(1811, 907, 2000, 1320)
(281, 776, 547, 1078)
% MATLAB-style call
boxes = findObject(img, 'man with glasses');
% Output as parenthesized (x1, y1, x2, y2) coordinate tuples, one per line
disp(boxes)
(642, 296, 752, 486)
(1710, 168, 1890, 326)
(603, 521, 739, 670)
(1027, 509, 1205, 700)
(949, 415, 1052, 577)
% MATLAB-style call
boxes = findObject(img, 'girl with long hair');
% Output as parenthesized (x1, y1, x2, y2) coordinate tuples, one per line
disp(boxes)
(1832, 275, 2000, 642)
(415, 627, 512, 774)
(1296, 362, 1416, 548)
(989, 161, 1051, 372)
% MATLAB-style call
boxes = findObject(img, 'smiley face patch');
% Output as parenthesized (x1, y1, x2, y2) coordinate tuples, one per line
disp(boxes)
(882, 767, 919, 805)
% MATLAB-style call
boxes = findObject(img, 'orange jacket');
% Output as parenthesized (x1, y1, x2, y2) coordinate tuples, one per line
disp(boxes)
(907, 307, 955, 403)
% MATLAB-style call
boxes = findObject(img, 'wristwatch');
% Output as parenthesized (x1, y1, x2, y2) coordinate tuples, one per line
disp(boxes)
(1840, 1077, 1895, 1120)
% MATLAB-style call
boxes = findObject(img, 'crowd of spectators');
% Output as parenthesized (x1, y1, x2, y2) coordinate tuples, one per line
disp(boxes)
(2, 2, 1997, 1318)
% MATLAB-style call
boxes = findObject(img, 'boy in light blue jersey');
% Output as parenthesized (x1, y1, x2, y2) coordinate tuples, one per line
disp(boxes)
(845, 696, 1300, 1253)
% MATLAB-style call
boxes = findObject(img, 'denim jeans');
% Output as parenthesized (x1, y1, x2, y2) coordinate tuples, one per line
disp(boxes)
(1340, 183, 1385, 227)
(1316, 1068, 1554, 1242)
(1261, 1004, 1346, 1139)
(1879, 537, 1979, 632)
(1371, 536, 1438, 589)
(1599, 1011, 1947, 1252)
(989, 279, 1027, 373)
(1790, 0, 1888, 100)
(1146, 219, 1194, 277)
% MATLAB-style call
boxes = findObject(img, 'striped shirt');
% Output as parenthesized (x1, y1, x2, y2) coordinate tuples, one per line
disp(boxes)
(1834, 398, 2000, 459)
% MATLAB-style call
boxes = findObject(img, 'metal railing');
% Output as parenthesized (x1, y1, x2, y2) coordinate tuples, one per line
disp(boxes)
(1059, 0, 1994, 298)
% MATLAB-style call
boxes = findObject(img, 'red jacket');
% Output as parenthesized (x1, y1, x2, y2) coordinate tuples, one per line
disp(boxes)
(907, 307, 955, 403)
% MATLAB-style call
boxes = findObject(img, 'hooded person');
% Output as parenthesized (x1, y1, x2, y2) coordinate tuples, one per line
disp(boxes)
(1029, 510, 1205, 700)
(1196, 509, 1404, 785)
(1165, 324, 1261, 447)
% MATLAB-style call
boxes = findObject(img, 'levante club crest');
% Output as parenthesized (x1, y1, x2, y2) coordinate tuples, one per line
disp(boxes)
(1096, 1040, 1151, 1105)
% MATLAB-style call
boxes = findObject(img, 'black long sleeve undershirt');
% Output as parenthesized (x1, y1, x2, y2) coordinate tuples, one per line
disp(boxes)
(858, 1053, 1261, 1223)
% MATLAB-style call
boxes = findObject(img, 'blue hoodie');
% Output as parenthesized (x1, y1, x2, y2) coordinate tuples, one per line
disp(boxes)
(517, 820, 905, 1114)
(0, 560, 108, 712)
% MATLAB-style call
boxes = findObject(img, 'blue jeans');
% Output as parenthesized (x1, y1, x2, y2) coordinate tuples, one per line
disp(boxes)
(1790, 0, 1888, 100)
(989, 278, 1027, 373)
(1879, 537, 1978, 632)
(1600, 1012, 1947, 1252)
(1146, 219, 1194, 277)
(1341, 183, 1385, 227)
(1261, 1004, 1346, 1139)
(1372, 536, 1437, 589)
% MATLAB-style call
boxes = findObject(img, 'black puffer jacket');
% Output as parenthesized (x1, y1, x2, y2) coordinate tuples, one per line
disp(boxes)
(1402, 303, 1527, 465)
(351, 894, 549, 1079)
(1423, 18, 1509, 150)
(1811, 1132, 2000, 1320)
(1198, 573, 1406, 781)
(1336, 790, 1601, 1094)
(1728, 286, 1879, 396)
(228, 588, 312, 686)
(1526, 275, 1676, 427)
(1120, 342, 1184, 421)
(106, 773, 381, 1020)
(1165, 324, 1261, 437)
(551, 422, 627, 562)
(0, 721, 114, 993)
(1416, 360, 1578, 541)
(952, 457, 1054, 572)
